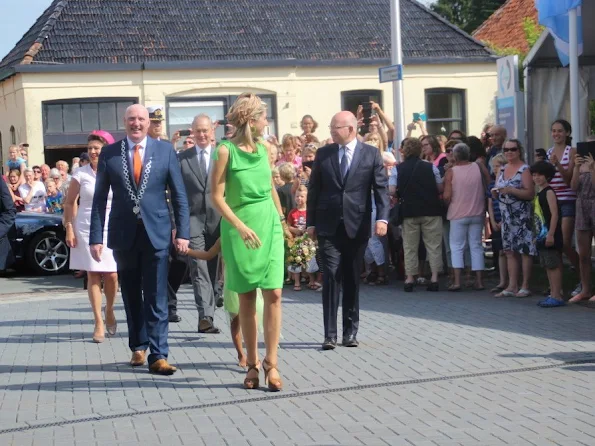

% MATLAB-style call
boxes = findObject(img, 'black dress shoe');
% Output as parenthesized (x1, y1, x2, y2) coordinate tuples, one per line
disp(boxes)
(168, 314, 182, 323)
(216, 296, 224, 308)
(342, 335, 359, 347)
(322, 337, 337, 350)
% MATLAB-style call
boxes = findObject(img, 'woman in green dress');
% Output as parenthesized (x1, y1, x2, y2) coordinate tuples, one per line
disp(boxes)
(211, 93, 285, 391)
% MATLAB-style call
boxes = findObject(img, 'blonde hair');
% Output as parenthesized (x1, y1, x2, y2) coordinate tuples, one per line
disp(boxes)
(295, 184, 308, 196)
(226, 93, 267, 151)
(278, 162, 295, 183)
(8, 144, 19, 153)
(271, 166, 280, 176)
(302, 145, 317, 157)
(364, 132, 386, 152)
(489, 153, 506, 169)
(45, 178, 56, 189)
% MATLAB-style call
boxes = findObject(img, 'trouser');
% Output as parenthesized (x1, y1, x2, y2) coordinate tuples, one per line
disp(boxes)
(318, 223, 367, 339)
(449, 215, 485, 271)
(402, 216, 443, 276)
(188, 230, 219, 321)
(114, 223, 169, 366)
(167, 252, 188, 315)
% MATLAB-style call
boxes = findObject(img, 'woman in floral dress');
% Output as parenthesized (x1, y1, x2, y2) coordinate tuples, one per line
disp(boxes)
(493, 139, 536, 298)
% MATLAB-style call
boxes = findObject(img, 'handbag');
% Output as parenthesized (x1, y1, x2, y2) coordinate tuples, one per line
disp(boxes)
(389, 160, 420, 227)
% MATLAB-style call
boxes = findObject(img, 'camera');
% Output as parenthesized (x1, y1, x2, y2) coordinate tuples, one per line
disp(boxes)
(360, 102, 372, 135)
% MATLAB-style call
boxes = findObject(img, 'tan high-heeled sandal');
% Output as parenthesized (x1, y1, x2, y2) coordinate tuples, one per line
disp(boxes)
(262, 359, 282, 392)
(104, 307, 117, 336)
(92, 324, 105, 343)
(243, 362, 260, 390)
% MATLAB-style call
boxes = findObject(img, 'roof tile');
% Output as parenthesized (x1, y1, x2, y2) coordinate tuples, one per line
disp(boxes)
(473, 0, 538, 53)
(1, 0, 493, 71)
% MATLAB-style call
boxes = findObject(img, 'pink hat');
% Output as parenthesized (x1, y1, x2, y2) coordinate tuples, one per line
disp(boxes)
(89, 130, 115, 145)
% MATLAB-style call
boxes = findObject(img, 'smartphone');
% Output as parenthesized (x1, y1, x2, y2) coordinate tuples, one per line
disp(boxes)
(179, 129, 191, 137)
(413, 113, 420, 122)
(302, 160, 314, 170)
(577, 141, 595, 159)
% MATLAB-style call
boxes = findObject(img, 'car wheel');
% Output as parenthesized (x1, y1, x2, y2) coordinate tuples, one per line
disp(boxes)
(27, 230, 69, 275)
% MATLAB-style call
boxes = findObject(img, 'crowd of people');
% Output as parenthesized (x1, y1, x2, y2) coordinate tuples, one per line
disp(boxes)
(4, 93, 595, 389)
(3, 142, 87, 214)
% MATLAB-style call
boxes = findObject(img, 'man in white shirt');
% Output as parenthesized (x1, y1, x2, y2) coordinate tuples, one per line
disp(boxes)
(177, 114, 222, 334)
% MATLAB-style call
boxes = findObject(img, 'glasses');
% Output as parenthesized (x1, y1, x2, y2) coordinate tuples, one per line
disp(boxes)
(503, 147, 519, 153)
(485, 133, 492, 138)
(33, 170, 41, 173)
(445, 149, 453, 153)
(183, 140, 194, 145)
(328, 125, 350, 130)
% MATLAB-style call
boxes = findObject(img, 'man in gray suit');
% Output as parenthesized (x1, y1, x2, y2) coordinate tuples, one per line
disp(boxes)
(178, 114, 222, 333)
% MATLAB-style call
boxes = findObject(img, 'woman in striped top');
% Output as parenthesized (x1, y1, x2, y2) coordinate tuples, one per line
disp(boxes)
(547, 120, 580, 287)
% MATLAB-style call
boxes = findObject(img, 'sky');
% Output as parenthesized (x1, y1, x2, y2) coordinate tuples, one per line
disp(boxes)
(0, 0, 436, 62)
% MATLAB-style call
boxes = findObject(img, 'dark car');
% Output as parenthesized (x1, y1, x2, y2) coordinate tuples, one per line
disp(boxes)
(9, 212, 70, 275)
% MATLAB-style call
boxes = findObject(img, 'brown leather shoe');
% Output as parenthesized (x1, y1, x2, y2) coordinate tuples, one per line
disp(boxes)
(130, 350, 146, 367)
(198, 318, 221, 334)
(149, 359, 177, 375)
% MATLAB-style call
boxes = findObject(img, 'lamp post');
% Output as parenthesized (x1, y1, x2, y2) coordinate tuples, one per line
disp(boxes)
(568, 7, 581, 140)
(390, 0, 406, 156)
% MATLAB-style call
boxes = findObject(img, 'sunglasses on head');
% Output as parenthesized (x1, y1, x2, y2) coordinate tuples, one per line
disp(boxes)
(503, 147, 518, 152)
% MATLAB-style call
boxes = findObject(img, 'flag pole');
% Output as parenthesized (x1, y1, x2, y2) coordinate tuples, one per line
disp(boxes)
(569, 7, 581, 140)
(390, 0, 406, 158)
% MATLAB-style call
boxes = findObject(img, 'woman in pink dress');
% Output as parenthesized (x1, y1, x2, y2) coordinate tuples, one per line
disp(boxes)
(63, 131, 118, 343)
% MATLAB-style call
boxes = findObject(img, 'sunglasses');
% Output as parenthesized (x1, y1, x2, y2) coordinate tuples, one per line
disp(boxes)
(485, 133, 492, 138)
(503, 147, 518, 153)
(183, 140, 194, 144)
(33, 170, 41, 173)
(445, 149, 453, 153)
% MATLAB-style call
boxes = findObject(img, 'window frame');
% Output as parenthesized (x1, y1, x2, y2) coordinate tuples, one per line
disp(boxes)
(9, 126, 16, 145)
(424, 88, 467, 134)
(166, 94, 279, 139)
(42, 97, 139, 135)
(340, 89, 383, 114)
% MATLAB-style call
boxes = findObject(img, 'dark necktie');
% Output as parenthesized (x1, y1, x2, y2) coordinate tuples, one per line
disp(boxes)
(199, 149, 207, 178)
(340, 146, 349, 179)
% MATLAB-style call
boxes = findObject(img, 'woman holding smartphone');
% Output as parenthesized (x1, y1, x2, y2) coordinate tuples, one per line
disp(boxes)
(569, 137, 595, 302)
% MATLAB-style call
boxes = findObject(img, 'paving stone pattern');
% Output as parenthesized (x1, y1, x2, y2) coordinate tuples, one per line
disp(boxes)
(1, 283, 595, 445)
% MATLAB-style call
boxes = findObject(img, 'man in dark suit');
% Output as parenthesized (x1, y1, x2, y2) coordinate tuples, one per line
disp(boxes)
(307, 111, 389, 350)
(90, 104, 190, 375)
(178, 114, 222, 334)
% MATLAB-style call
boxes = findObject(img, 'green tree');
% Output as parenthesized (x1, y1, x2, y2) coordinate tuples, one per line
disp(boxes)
(430, 0, 506, 34)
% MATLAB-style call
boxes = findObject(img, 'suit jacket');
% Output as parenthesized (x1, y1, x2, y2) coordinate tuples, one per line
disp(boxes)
(0, 180, 16, 270)
(177, 145, 221, 237)
(307, 141, 389, 239)
(90, 137, 190, 251)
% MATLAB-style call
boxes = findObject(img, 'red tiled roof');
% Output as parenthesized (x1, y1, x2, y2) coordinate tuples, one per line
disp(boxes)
(473, 0, 538, 53)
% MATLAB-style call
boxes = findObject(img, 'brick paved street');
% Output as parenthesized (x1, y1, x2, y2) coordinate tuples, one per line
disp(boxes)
(1, 280, 595, 445)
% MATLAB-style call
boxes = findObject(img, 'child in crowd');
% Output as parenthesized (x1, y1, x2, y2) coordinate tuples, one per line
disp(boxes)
(6, 169, 25, 212)
(18, 168, 47, 212)
(277, 162, 296, 219)
(5, 145, 26, 180)
(530, 161, 565, 307)
(187, 239, 264, 367)
(292, 144, 317, 194)
(286, 186, 319, 291)
(272, 167, 284, 188)
(488, 153, 508, 293)
(45, 179, 64, 214)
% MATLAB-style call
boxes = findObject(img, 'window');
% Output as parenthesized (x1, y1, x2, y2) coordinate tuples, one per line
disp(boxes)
(341, 90, 383, 116)
(9, 126, 16, 145)
(167, 94, 278, 144)
(43, 98, 137, 134)
(424, 88, 466, 136)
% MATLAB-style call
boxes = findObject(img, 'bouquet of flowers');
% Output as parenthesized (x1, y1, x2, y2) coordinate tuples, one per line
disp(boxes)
(286, 234, 316, 271)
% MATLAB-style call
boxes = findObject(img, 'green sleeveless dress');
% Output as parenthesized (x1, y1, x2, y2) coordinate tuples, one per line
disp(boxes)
(214, 140, 284, 293)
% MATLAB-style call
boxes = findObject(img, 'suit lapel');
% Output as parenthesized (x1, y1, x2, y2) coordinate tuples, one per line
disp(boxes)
(330, 144, 342, 185)
(344, 141, 363, 187)
(187, 146, 205, 187)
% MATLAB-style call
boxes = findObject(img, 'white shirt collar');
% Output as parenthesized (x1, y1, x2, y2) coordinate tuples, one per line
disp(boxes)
(196, 145, 212, 155)
(343, 138, 358, 152)
(127, 136, 148, 150)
